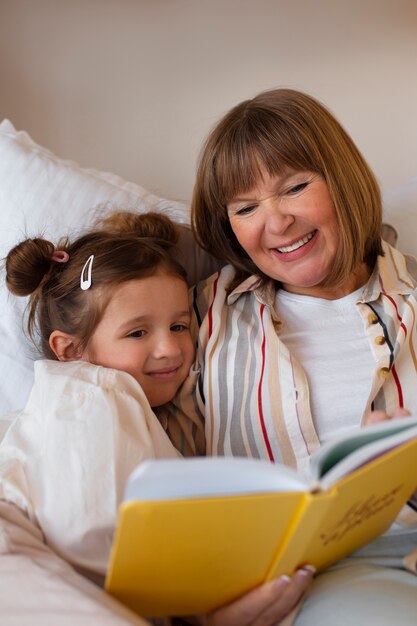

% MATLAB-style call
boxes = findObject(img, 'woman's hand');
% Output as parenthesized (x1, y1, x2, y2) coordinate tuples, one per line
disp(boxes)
(365, 407, 410, 426)
(366, 408, 417, 508)
(204, 566, 314, 626)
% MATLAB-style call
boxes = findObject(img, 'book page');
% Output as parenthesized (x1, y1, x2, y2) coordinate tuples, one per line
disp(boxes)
(301, 435, 417, 572)
(310, 417, 417, 488)
(124, 457, 309, 501)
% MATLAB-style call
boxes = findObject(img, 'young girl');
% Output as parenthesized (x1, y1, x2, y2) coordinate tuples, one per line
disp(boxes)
(0, 210, 312, 625)
(0, 211, 204, 578)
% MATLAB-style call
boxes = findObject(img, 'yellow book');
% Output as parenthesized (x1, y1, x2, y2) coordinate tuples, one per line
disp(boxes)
(105, 416, 417, 618)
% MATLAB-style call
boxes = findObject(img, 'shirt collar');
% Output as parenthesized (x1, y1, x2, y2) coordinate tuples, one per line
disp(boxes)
(227, 274, 281, 327)
(228, 272, 278, 301)
(227, 274, 264, 305)
(361, 241, 416, 302)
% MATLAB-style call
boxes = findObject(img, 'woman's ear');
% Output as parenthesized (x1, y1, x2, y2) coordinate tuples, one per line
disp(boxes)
(49, 331, 83, 362)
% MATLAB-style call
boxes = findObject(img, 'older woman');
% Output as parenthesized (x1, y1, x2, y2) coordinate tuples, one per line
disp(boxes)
(182, 88, 417, 625)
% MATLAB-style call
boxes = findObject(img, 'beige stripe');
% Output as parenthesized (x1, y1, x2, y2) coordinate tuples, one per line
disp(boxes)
(292, 363, 321, 455)
(404, 297, 417, 372)
(267, 329, 297, 466)
(239, 322, 259, 457)
(388, 245, 414, 290)
(207, 332, 221, 456)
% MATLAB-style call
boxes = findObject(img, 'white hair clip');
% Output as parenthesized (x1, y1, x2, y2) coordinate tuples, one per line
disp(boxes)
(80, 255, 94, 290)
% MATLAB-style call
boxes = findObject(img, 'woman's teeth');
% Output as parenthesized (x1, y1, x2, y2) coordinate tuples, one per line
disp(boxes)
(277, 231, 315, 253)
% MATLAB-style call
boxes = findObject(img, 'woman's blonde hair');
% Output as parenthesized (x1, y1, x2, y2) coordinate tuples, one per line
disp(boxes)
(192, 88, 383, 289)
(6, 211, 187, 359)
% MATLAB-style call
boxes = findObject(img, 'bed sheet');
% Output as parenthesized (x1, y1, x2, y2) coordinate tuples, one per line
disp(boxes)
(0, 500, 150, 625)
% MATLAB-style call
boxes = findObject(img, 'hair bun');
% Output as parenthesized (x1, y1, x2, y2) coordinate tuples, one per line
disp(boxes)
(6, 237, 55, 296)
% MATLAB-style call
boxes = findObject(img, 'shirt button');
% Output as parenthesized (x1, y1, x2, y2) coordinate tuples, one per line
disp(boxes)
(379, 367, 390, 377)
(368, 313, 378, 325)
(375, 336, 386, 345)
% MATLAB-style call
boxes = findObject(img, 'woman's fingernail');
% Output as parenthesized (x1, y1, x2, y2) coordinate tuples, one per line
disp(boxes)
(273, 575, 291, 590)
(296, 565, 316, 579)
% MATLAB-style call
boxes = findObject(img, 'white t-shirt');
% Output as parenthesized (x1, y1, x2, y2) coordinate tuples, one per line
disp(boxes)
(275, 287, 374, 443)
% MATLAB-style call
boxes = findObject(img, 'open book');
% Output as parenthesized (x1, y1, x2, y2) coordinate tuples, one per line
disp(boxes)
(105, 416, 417, 617)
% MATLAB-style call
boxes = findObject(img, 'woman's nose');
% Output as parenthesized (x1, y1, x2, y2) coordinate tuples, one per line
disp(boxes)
(263, 200, 294, 234)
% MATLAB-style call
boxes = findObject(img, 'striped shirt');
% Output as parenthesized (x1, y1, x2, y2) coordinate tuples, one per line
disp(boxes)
(177, 242, 417, 481)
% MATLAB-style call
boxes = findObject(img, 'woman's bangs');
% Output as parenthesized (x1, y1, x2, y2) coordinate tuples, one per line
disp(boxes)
(214, 119, 315, 206)
(214, 145, 262, 206)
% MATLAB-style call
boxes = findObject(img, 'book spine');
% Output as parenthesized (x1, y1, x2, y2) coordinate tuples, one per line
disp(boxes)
(265, 491, 334, 577)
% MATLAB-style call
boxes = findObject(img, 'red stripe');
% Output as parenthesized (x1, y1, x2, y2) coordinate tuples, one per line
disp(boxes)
(391, 364, 404, 408)
(383, 293, 407, 337)
(258, 304, 274, 461)
(380, 294, 404, 407)
(207, 273, 219, 338)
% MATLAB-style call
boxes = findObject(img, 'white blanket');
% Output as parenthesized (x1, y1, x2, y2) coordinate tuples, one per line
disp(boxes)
(0, 501, 149, 625)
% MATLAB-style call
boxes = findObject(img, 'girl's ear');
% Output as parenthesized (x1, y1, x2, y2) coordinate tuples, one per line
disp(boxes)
(49, 331, 83, 362)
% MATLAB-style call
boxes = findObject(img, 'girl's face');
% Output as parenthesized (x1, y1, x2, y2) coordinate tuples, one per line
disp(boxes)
(82, 271, 194, 407)
(227, 168, 362, 299)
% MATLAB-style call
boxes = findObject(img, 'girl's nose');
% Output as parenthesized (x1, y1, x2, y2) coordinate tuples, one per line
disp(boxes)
(153, 334, 182, 359)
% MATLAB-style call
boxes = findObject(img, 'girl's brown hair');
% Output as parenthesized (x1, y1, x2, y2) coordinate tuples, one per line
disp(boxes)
(192, 88, 383, 290)
(5, 211, 187, 359)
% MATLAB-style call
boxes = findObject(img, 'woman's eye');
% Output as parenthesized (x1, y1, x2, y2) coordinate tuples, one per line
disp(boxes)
(235, 204, 257, 216)
(128, 329, 146, 338)
(288, 182, 308, 195)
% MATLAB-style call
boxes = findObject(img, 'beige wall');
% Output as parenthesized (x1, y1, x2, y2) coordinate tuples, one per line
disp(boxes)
(1, 0, 416, 202)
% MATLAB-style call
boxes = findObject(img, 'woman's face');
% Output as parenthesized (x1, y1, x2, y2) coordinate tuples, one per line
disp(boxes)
(227, 168, 353, 298)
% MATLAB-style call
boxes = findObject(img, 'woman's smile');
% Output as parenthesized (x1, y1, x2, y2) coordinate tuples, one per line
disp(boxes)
(274, 229, 318, 257)
(227, 169, 342, 297)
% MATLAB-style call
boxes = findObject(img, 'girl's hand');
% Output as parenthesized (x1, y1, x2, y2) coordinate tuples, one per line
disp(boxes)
(366, 407, 410, 426)
(204, 566, 314, 626)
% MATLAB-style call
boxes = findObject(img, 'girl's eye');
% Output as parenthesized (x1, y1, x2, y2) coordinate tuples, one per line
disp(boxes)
(288, 182, 308, 195)
(127, 329, 146, 338)
(171, 323, 188, 333)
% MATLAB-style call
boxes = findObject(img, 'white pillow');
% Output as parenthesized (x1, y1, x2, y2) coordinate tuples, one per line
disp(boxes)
(382, 176, 417, 259)
(0, 120, 193, 417)
(1, 119, 415, 418)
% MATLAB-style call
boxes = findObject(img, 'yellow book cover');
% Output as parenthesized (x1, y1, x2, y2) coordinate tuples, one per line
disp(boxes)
(105, 417, 417, 618)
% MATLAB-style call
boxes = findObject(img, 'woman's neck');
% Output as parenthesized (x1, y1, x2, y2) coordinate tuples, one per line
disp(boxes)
(281, 263, 371, 301)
